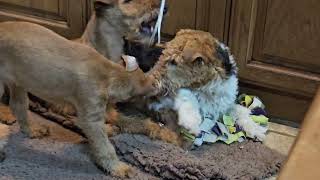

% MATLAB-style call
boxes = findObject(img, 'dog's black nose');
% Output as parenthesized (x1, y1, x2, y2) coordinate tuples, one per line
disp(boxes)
(163, 5, 169, 14)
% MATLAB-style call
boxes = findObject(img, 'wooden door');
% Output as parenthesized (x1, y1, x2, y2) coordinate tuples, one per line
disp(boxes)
(0, 0, 88, 38)
(162, 0, 230, 42)
(229, 0, 320, 123)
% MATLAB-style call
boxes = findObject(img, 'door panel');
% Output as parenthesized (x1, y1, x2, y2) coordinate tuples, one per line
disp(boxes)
(0, 0, 87, 38)
(0, 0, 59, 13)
(253, 0, 320, 74)
(162, 0, 197, 36)
(162, 0, 230, 42)
(229, 0, 320, 122)
(196, 0, 231, 42)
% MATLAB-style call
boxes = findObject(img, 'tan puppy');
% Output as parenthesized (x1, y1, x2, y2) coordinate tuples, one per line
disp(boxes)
(45, 0, 167, 116)
(0, 21, 156, 177)
(80, 0, 165, 62)
(0, 0, 173, 144)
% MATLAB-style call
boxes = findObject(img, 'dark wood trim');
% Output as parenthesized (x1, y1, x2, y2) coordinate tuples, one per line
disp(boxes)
(0, 0, 86, 39)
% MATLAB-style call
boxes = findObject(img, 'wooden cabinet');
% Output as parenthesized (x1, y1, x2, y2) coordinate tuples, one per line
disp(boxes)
(0, 0, 317, 123)
(162, 0, 230, 42)
(0, 0, 87, 38)
(161, 0, 197, 36)
(163, 0, 319, 123)
(229, 0, 320, 123)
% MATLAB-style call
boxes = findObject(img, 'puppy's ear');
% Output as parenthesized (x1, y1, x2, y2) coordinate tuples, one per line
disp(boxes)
(191, 53, 206, 66)
(122, 55, 139, 72)
(182, 48, 207, 64)
(94, 0, 115, 11)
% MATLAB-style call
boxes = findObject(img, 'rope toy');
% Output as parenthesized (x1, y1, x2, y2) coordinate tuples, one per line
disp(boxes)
(149, 0, 166, 45)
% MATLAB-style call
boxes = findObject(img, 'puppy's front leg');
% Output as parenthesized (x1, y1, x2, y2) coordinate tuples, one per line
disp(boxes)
(76, 100, 132, 177)
(9, 85, 49, 138)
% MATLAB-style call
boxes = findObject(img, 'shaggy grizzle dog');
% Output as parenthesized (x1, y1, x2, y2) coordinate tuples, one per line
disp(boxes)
(115, 29, 239, 145)
(121, 30, 266, 145)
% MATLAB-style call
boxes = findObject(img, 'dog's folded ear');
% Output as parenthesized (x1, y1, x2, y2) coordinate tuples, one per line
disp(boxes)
(122, 55, 139, 72)
(94, 0, 115, 12)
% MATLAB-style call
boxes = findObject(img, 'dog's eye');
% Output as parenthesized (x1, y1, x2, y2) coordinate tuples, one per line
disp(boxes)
(123, 0, 133, 3)
(169, 59, 177, 66)
(193, 57, 205, 66)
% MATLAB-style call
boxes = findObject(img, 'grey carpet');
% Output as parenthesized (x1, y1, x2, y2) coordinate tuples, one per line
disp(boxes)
(0, 112, 284, 180)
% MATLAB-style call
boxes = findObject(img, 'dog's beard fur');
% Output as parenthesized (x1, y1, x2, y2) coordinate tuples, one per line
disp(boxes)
(121, 30, 239, 144)
(125, 29, 238, 105)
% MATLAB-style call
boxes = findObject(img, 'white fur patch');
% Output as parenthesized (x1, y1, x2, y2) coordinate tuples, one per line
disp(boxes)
(230, 105, 267, 141)
(195, 75, 239, 123)
(171, 75, 238, 135)
(148, 97, 174, 111)
(174, 89, 201, 135)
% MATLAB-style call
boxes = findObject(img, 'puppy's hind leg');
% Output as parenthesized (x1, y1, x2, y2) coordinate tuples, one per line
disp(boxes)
(76, 101, 133, 178)
(9, 85, 49, 138)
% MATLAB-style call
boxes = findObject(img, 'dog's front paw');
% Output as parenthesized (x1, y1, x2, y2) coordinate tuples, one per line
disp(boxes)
(0, 104, 16, 125)
(110, 161, 135, 178)
(146, 120, 181, 146)
(105, 124, 120, 137)
(158, 127, 181, 146)
(96, 159, 134, 178)
(24, 125, 50, 139)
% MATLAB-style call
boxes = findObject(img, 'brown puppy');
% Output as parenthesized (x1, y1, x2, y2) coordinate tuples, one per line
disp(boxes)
(80, 0, 165, 62)
(0, 21, 156, 177)
(0, 0, 175, 144)
(44, 0, 167, 116)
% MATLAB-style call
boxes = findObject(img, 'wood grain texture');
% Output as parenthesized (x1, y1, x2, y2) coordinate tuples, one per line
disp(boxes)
(162, 0, 197, 36)
(0, 0, 59, 13)
(0, 0, 86, 38)
(152, 0, 231, 42)
(195, 0, 230, 42)
(207, 0, 228, 41)
(229, 0, 320, 122)
(278, 89, 320, 180)
(253, 0, 320, 74)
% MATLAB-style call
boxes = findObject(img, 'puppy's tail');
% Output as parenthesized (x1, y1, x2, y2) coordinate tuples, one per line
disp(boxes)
(230, 104, 268, 141)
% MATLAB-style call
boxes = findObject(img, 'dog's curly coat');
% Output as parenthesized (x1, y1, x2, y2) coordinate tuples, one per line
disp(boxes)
(124, 29, 267, 144)
(115, 29, 239, 145)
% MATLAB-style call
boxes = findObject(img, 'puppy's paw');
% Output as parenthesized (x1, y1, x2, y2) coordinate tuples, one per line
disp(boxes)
(111, 162, 135, 178)
(146, 120, 181, 146)
(0, 104, 16, 125)
(25, 125, 50, 139)
(105, 124, 120, 137)
(158, 128, 181, 146)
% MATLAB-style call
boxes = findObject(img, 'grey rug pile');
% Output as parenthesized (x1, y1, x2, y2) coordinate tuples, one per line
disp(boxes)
(0, 112, 284, 180)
